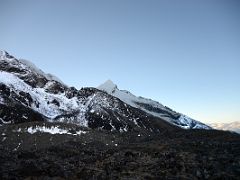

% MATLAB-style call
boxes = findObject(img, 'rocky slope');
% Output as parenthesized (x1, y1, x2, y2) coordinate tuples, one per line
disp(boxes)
(98, 80, 210, 129)
(0, 50, 210, 131)
(0, 50, 178, 133)
(0, 51, 240, 179)
(0, 121, 239, 179)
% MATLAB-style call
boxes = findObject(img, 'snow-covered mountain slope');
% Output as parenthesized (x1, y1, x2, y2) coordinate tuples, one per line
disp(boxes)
(0, 50, 64, 85)
(98, 80, 211, 129)
(0, 50, 68, 96)
(0, 50, 210, 131)
(19, 59, 65, 85)
(209, 121, 240, 134)
(0, 71, 79, 119)
(0, 50, 179, 132)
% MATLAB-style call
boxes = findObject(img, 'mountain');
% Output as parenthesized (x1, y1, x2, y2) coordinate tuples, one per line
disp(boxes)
(209, 121, 240, 134)
(0, 50, 210, 131)
(0, 50, 179, 133)
(98, 80, 210, 129)
(1, 50, 240, 179)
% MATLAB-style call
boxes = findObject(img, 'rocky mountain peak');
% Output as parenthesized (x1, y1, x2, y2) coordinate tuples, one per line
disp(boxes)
(0, 51, 211, 131)
(0, 50, 16, 61)
(98, 79, 118, 94)
(0, 50, 6, 58)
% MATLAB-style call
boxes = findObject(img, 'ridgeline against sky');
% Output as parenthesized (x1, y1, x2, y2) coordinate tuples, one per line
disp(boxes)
(0, 0, 239, 123)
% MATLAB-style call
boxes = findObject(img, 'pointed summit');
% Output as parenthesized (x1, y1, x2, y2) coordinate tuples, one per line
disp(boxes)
(0, 50, 6, 56)
(0, 50, 7, 60)
(0, 50, 17, 61)
(98, 79, 118, 94)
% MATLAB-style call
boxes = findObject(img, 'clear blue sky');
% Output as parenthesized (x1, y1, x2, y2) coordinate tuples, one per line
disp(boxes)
(0, 0, 240, 123)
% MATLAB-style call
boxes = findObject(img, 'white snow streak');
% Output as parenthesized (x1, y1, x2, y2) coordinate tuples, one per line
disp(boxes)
(16, 126, 87, 135)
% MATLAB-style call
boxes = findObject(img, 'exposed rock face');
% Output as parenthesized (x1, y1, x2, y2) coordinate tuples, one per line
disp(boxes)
(98, 80, 211, 129)
(0, 51, 239, 179)
(0, 51, 178, 132)
(0, 82, 45, 124)
(0, 50, 210, 132)
(0, 122, 239, 180)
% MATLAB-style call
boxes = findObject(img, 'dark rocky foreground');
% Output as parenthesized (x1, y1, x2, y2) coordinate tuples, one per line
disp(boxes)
(0, 122, 240, 180)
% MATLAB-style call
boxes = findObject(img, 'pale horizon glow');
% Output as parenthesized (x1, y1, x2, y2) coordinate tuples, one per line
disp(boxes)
(0, 0, 239, 124)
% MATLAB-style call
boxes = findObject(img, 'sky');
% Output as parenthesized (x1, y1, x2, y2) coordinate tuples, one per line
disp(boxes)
(0, 0, 239, 124)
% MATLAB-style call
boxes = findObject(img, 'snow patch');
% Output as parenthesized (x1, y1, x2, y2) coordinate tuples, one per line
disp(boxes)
(19, 59, 66, 85)
(24, 126, 87, 135)
(0, 117, 11, 124)
(13, 143, 21, 151)
(98, 80, 118, 94)
(178, 115, 211, 129)
(0, 50, 6, 58)
(0, 71, 83, 119)
(0, 96, 4, 104)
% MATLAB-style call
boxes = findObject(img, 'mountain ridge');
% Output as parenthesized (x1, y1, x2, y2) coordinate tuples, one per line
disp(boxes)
(98, 79, 210, 129)
(0, 50, 210, 131)
(1, 50, 240, 180)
